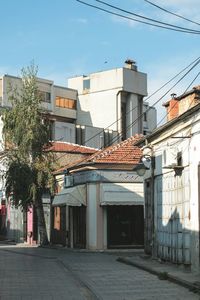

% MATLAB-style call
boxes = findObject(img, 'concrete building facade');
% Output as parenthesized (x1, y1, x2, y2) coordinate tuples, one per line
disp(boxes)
(52, 135, 144, 250)
(137, 86, 200, 273)
(68, 60, 157, 141)
(0, 74, 78, 145)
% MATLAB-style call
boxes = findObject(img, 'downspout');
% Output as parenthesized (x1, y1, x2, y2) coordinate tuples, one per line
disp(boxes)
(151, 150, 156, 258)
(144, 139, 156, 257)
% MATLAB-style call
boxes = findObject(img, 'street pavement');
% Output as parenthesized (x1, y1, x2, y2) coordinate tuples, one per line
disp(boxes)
(0, 245, 199, 300)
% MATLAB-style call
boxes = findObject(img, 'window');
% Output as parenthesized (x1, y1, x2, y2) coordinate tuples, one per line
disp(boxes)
(143, 112, 147, 122)
(56, 96, 76, 109)
(39, 91, 51, 103)
(83, 78, 90, 90)
(177, 151, 182, 166)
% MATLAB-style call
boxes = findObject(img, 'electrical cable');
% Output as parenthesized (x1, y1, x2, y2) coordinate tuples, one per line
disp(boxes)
(107, 58, 200, 146)
(76, 0, 200, 34)
(183, 71, 200, 93)
(144, 57, 200, 102)
(95, 0, 200, 33)
(53, 56, 200, 166)
(144, 0, 200, 27)
(146, 70, 200, 157)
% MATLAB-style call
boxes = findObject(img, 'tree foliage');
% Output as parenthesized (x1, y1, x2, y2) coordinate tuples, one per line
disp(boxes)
(3, 63, 55, 244)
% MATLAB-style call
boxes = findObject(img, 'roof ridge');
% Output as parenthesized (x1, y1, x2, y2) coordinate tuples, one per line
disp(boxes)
(51, 140, 98, 150)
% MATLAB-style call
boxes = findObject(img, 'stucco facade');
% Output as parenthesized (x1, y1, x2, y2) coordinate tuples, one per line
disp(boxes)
(0, 75, 78, 144)
(52, 135, 145, 250)
(140, 103, 200, 273)
(53, 170, 144, 250)
(68, 61, 156, 140)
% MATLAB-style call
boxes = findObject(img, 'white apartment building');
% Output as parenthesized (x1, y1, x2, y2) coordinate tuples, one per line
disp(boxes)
(68, 60, 157, 142)
(0, 75, 78, 145)
(0, 75, 117, 149)
(0, 61, 157, 151)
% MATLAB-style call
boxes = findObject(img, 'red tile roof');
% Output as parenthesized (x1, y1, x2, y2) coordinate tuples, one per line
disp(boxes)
(55, 135, 143, 174)
(48, 141, 97, 154)
(86, 135, 142, 165)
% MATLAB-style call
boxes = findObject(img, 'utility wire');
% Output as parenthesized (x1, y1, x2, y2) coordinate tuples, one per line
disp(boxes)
(53, 56, 200, 165)
(144, 57, 200, 102)
(76, 0, 200, 34)
(100, 73, 200, 167)
(144, 0, 200, 27)
(183, 71, 200, 93)
(95, 0, 200, 33)
(107, 57, 200, 146)
(58, 58, 200, 171)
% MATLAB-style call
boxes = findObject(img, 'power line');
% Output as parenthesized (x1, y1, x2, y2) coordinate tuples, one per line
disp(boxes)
(95, 0, 200, 33)
(100, 75, 200, 167)
(184, 71, 200, 93)
(144, 0, 200, 27)
(76, 0, 200, 34)
(107, 57, 200, 146)
(58, 57, 200, 171)
(144, 57, 200, 102)
(53, 56, 200, 165)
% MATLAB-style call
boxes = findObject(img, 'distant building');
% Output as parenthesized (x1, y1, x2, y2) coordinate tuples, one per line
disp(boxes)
(0, 74, 78, 145)
(68, 59, 157, 141)
(0, 61, 157, 244)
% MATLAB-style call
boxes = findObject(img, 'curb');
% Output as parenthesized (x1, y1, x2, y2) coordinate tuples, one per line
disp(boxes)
(117, 257, 200, 295)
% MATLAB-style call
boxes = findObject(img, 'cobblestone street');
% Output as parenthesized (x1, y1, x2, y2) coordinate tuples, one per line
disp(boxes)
(0, 246, 199, 300)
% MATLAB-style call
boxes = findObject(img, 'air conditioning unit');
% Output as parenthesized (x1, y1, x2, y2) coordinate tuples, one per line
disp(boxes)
(163, 147, 177, 168)
(64, 175, 73, 188)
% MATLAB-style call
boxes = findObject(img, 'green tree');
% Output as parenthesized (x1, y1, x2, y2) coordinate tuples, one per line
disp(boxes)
(3, 63, 55, 245)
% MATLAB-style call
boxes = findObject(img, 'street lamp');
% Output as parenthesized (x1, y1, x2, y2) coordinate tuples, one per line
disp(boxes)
(133, 155, 152, 176)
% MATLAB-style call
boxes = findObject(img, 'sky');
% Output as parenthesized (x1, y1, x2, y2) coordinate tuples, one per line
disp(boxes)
(0, 0, 199, 123)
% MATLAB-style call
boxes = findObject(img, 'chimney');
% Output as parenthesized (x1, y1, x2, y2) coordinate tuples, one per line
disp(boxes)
(163, 93, 179, 121)
(124, 59, 137, 71)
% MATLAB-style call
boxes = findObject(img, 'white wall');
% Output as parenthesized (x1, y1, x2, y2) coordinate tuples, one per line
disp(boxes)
(87, 183, 97, 250)
(144, 109, 200, 271)
(123, 68, 147, 96)
(68, 68, 123, 93)
(77, 89, 120, 130)
(126, 93, 142, 136)
(143, 104, 157, 134)
(54, 121, 75, 143)
(68, 66, 155, 137)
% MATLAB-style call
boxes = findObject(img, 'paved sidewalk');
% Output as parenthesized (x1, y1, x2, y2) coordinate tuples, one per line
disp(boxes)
(117, 253, 200, 295)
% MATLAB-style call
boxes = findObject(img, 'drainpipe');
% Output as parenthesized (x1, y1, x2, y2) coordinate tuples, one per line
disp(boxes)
(151, 151, 156, 258)
(143, 140, 156, 257)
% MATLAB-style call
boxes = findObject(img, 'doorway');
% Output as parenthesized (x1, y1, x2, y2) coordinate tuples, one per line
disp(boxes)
(107, 205, 144, 248)
(72, 206, 86, 249)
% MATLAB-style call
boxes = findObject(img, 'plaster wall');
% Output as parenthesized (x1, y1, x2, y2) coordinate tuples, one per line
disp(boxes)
(68, 68, 123, 93)
(54, 121, 75, 143)
(87, 183, 97, 250)
(144, 108, 200, 271)
(123, 68, 147, 96)
(77, 89, 120, 130)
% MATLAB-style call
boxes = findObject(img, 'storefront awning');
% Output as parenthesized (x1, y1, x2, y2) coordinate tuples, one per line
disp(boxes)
(100, 183, 143, 206)
(52, 185, 86, 207)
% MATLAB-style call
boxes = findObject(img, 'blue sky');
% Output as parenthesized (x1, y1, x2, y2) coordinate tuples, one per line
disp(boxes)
(0, 0, 199, 122)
